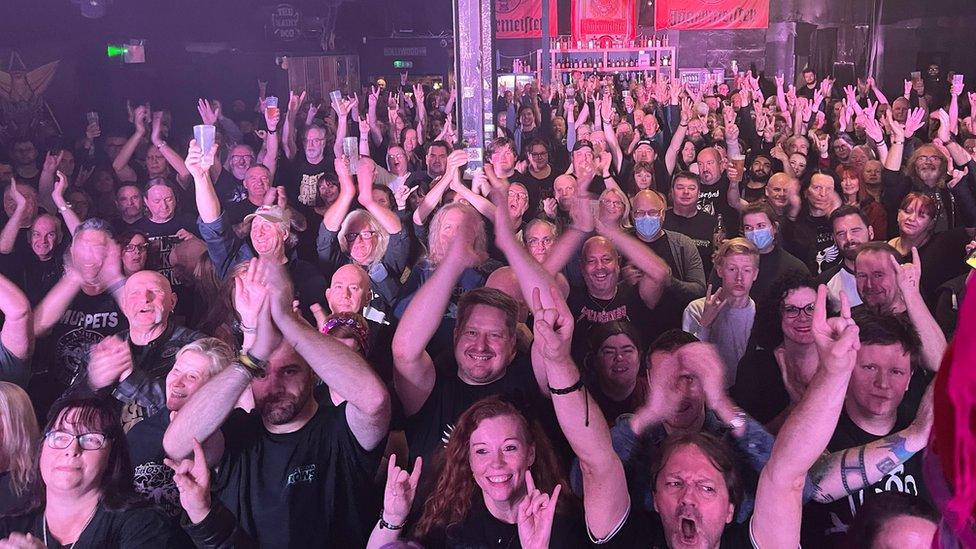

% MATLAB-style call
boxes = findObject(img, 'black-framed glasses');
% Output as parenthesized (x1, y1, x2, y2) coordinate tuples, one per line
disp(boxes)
(124, 243, 149, 253)
(781, 304, 815, 319)
(344, 230, 377, 243)
(45, 431, 108, 451)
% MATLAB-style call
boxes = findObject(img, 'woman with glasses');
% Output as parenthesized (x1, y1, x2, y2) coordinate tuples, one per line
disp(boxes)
(0, 395, 179, 546)
(730, 272, 820, 434)
(0, 382, 39, 515)
(317, 156, 409, 316)
(116, 230, 149, 277)
(597, 187, 632, 231)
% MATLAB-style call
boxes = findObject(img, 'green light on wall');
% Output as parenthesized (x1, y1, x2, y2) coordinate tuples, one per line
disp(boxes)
(106, 44, 127, 58)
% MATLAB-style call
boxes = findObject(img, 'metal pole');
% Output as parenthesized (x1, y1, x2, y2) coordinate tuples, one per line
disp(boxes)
(541, 0, 551, 85)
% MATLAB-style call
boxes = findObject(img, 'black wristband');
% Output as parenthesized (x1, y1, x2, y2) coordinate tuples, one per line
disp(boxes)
(237, 352, 268, 376)
(379, 511, 405, 530)
(548, 378, 584, 395)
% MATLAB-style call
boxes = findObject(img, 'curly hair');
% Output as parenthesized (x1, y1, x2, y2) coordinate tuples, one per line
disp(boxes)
(750, 271, 819, 350)
(413, 396, 568, 539)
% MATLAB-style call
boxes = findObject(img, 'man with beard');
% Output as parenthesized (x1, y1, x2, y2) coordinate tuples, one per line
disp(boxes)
(187, 140, 325, 317)
(819, 206, 873, 311)
(73, 270, 204, 430)
(854, 242, 946, 372)
(881, 107, 969, 234)
(164, 259, 391, 548)
(392, 222, 547, 462)
(739, 154, 773, 203)
(696, 147, 739, 236)
(282, 95, 334, 208)
(213, 144, 257, 205)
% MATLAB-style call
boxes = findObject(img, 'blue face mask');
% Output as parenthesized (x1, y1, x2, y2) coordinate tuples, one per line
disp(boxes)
(635, 215, 662, 239)
(745, 227, 774, 250)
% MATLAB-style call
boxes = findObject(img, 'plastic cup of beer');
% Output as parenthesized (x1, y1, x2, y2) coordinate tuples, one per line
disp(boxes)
(731, 154, 746, 182)
(265, 96, 279, 119)
(330, 90, 343, 105)
(193, 124, 216, 156)
(343, 136, 360, 175)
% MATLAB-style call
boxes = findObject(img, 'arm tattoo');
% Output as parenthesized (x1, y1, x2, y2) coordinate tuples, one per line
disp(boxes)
(840, 446, 870, 493)
(876, 434, 915, 475)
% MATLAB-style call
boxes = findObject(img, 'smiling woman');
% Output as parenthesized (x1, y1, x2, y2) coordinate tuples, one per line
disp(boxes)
(0, 395, 180, 546)
(413, 395, 588, 548)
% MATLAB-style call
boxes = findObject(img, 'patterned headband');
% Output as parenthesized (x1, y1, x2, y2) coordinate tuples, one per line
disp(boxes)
(321, 315, 370, 356)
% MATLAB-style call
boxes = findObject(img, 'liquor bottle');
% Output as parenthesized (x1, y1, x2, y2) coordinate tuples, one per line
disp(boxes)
(714, 214, 726, 246)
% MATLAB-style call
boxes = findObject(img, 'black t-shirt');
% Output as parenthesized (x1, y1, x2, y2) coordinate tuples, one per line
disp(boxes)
(126, 410, 180, 518)
(214, 169, 247, 205)
(214, 402, 382, 548)
(801, 372, 931, 546)
(514, 169, 555, 219)
(0, 504, 180, 548)
(697, 175, 740, 236)
(0, 471, 28, 516)
(279, 153, 334, 209)
(29, 291, 127, 417)
(431, 495, 589, 548)
(403, 353, 540, 463)
(224, 199, 260, 229)
(909, 227, 970, 310)
(664, 208, 718, 275)
(642, 233, 686, 331)
(130, 215, 200, 289)
(730, 345, 790, 426)
(600, 506, 753, 548)
(16, 250, 67, 306)
(783, 211, 839, 275)
(566, 283, 657, 362)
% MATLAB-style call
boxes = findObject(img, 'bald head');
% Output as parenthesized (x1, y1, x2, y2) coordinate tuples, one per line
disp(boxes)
(485, 266, 527, 322)
(326, 264, 371, 314)
(122, 270, 177, 330)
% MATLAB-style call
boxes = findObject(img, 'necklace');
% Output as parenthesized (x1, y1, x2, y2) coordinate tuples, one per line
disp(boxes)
(43, 503, 98, 548)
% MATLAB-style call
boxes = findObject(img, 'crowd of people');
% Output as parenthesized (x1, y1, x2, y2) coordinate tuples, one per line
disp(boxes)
(0, 60, 973, 548)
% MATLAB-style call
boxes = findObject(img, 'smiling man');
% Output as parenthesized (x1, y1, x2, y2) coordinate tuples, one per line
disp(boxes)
(78, 269, 204, 430)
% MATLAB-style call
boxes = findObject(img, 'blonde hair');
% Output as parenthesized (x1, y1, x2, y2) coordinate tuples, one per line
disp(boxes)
(337, 209, 390, 267)
(599, 187, 633, 229)
(175, 338, 235, 378)
(712, 237, 760, 269)
(427, 202, 487, 267)
(0, 382, 39, 496)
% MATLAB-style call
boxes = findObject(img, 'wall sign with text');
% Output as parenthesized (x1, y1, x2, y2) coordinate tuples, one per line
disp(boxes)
(571, 0, 637, 44)
(655, 0, 770, 30)
(495, 0, 558, 39)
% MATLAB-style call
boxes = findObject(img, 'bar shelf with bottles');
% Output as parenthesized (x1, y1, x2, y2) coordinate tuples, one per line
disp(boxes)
(535, 35, 677, 84)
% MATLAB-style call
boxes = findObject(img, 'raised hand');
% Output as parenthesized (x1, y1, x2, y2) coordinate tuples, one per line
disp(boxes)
(233, 258, 269, 331)
(863, 114, 885, 143)
(184, 139, 215, 179)
(393, 184, 418, 210)
(676, 342, 727, 409)
(774, 73, 785, 90)
(811, 286, 859, 373)
(903, 107, 927, 138)
(699, 284, 728, 328)
(287, 90, 307, 114)
(888, 246, 922, 297)
(6, 177, 26, 212)
(948, 166, 969, 189)
(196, 99, 218, 126)
(529, 286, 574, 361)
(133, 104, 150, 134)
(517, 471, 561, 549)
(357, 114, 370, 135)
(42, 150, 63, 175)
(368, 85, 380, 108)
(87, 335, 134, 390)
(164, 438, 212, 524)
(382, 454, 423, 529)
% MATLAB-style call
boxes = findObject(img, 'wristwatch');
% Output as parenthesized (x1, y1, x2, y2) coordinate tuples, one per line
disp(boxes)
(726, 409, 748, 432)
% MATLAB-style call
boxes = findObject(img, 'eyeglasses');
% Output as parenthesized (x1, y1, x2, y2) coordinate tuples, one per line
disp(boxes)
(529, 151, 549, 157)
(526, 236, 554, 247)
(344, 230, 377, 242)
(230, 154, 255, 162)
(781, 303, 816, 319)
(124, 243, 149, 253)
(916, 155, 941, 163)
(508, 191, 528, 202)
(388, 154, 406, 160)
(45, 431, 108, 451)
